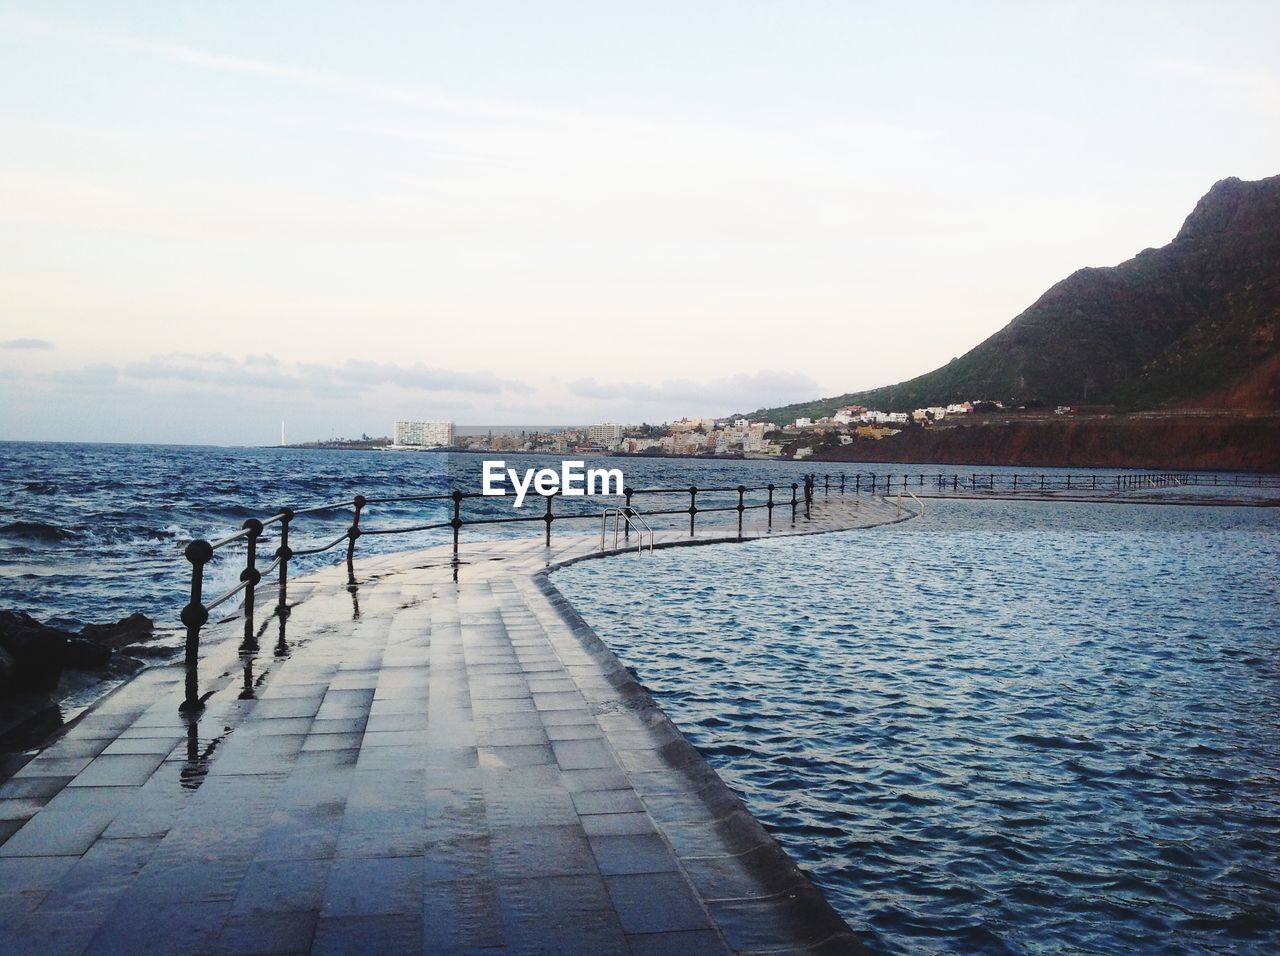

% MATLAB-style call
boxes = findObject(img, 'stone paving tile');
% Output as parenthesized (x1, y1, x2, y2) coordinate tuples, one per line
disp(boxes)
(628, 929, 731, 955)
(232, 858, 330, 915)
(495, 874, 629, 955)
(311, 912, 422, 955)
(421, 877, 505, 950)
(0, 798, 44, 821)
(589, 833, 681, 876)
(0, 810, 112, 857)
(571, 788, 645, 816)
(606, 871, 713, 934)
(490, 824, 598, 879)
(35, 836, 159, 915)
(215, 910, 317, 955)
(0, 774, 73, 801)
(66, 752, 168, 788)
(86, 899, 232, 955)
(321, 855, 422, 917)
(581, 810, 658, 836)
(0, 909, 103, 956)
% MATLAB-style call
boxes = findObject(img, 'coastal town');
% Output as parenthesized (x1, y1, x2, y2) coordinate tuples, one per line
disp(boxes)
(314, 400, 1009, 459)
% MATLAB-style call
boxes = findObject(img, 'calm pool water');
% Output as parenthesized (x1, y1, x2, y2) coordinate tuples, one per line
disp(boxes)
(554, 500, 1280, 954)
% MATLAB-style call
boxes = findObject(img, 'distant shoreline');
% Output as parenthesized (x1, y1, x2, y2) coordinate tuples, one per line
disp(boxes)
(270, 444, 777, 464)
(812, 413, 1280, 473)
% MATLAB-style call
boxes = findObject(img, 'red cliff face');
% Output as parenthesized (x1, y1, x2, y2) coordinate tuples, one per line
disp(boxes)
(816, 416, 1280, 472)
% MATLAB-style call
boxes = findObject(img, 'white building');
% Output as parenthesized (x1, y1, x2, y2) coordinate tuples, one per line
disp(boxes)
(743, 423, 767, 452)
(394, 420, 455, 447)
(587, 423, 624, 448)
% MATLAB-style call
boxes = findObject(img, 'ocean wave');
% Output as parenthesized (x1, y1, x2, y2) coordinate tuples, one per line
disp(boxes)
(0, 520, 78, 542)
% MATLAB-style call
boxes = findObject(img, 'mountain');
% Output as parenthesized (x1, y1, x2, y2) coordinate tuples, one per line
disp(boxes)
(740, 175, 1280, 422)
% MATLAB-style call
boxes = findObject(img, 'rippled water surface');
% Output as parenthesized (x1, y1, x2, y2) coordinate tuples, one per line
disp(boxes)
(555, 500, 1280, 954)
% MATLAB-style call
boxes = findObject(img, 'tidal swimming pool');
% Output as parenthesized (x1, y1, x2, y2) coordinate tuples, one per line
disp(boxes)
(554, 499, 1280, 954)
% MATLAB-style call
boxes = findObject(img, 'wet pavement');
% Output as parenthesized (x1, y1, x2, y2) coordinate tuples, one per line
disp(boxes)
(0, 496, 902, 954)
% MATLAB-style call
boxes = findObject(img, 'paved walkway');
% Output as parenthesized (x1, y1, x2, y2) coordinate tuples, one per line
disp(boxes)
(0, 496, 904, 955)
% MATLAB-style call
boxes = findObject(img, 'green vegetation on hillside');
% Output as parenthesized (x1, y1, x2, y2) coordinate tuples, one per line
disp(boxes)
(739, 175, 1280, 422)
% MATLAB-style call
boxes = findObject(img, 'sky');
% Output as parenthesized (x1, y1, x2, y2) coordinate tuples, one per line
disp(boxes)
(1, 1, 1278, 445)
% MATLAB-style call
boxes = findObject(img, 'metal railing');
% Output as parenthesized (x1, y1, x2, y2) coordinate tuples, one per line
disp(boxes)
(816, 470, 1280, 495)
(175, 464, 1271, 712)
(176, 478, 817, 712)
(601, 507, 654, 555)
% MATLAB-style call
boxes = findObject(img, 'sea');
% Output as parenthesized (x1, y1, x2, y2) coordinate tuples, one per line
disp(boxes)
(2, 441, 1277, 953)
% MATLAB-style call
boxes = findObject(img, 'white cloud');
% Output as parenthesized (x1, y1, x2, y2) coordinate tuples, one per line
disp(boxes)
(0, 338, 54, 349)
(116, 354, 529, 398)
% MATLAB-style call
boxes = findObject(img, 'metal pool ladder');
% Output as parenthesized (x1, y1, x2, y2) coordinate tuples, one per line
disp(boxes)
(895, 488, 925, 517)
(601, 507, 654, 555)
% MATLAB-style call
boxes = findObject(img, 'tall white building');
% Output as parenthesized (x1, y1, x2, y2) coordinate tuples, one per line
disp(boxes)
(394, 420, 455, 448)
(587, 423, 623, 447)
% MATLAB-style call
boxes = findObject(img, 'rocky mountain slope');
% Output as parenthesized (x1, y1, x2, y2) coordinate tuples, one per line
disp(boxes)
(742, 174, 1280, 422)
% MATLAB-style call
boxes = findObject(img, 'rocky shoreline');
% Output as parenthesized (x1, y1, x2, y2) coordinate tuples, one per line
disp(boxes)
(0, 610, 176, 754)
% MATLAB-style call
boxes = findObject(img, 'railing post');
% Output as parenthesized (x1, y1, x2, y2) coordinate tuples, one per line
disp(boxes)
(240, 519, 263, 651)
(767, 484, 775, 529)
(346, 494, 366, 582)
(180, 539, 213, 713)
(276, 508, 294, 615)
(544, 492, 554, 547)
(688, 486, 698, 536)
(451, 490, 463, 556)
(623, 487, 633, 541)
(736, 485, 745, 539)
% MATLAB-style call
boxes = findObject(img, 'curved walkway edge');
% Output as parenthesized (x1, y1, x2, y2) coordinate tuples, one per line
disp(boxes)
(0, 495, 907, 955)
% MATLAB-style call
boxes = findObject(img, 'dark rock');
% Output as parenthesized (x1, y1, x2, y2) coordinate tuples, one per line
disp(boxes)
(64, 638, 112, 669)
(121, 643, 175, 659)
(81, 612, 155, 649)
(0, 646, 14, 696)
(0, 610, 68, 694)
